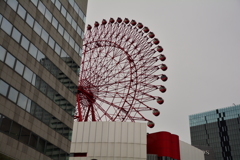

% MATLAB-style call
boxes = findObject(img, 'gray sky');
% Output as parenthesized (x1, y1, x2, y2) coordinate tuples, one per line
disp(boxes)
(85, 0, 240, 143)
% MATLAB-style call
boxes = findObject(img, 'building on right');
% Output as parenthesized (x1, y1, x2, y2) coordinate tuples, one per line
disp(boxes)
(189, 104, 240, 160)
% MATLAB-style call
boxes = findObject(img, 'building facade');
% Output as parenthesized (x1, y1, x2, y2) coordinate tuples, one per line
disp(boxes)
(189, 104, 240, 160)
(0, 0, 87, 159)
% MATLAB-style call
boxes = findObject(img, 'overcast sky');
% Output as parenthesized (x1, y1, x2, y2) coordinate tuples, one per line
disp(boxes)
(84, 0, 240, 143)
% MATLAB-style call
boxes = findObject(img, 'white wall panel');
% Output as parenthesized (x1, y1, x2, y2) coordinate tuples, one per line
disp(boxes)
(87, 143, 95, 156)
(114, 122, 122, 142)
(121, 122, 128, 143)
(140, 124, 146, 144)
(134, 122, 141, 144)
(114, 143, 121, 157)
(95, 122, 103, 142)
(82, 122, 90, 142)
(108, 122, 115, 142)
(101, 143, 108, 156)
(127, 122, 134, 143)
(76, 122, 84, 142)
(81, 142, 88, 152)
(180, 141, 204, 160)
(102, 122, 109, 142)
(89, 122, 97, 142)
(94, 143, 102, 156)
(127, 143, 134, 158)
(134, 144, 141, 158)
(120, 143, 128, 157)
(107, 143, 115, 157)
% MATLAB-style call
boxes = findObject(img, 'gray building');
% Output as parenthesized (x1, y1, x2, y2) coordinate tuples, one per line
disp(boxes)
(189, 104, 240, 160)
(0, 0, 87, 159)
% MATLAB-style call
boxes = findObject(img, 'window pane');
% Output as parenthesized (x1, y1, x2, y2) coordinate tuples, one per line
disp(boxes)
(52, 17, 58, 29)
(23, 67, 33, 82)
(55, 44, 61, 55)
(1, 18, 13, 35)
(55, 0, 61, 10)
(5, 53, 16, 68)
(26, 14, 34, 28)
(60, 6, 66, 17)
(11, 28, 21, 43)
(8, 87, 19, 103)
(77, 26, 82, 36)
(37, 137, 46, 153)
(17, 93, 28, 110)
(60, 50, 67, 58)
(15, 60, 24, 75)
(69, 0, 74, 7)
(66, 13, 72, 24)
(58, 24, 64, 36)
(29, 44, 38, 58)
(75, 44, 79, 54)
(78, 9, 84, 20)
(0, 80, 9, 96)
(47, 87, 55, 100)
(41, 29, 49, 43)
(71, 20, 77, 30)
(26, 99, 32, 113)
(31, 74, 36, 85)
(21, 36, 30, 51)
(19, 127, 31, 144)
(29, 133, 38, 148)
(74, 4, 79, 14)
(34, 105, 43, 120)
(0, 14, 2, 24)
(0, 116, 12, 135)
(17, 5, 26, 19)
(34, 22, 42, 36)
(63, 31, 69, 42)
(9, 121, 21, 139)
(45, 142, 54, 157)
(31, 0, 39, 6)
(42, 110, 51, 125)
(7, 0, 18, 11)
(45, 9, 52, 22)
(36, 50, 45, 62)
(48, 37, 55, 49)
(69, 37, 74, 48)
(39, 80, 47, 94)
(0, 46, 7, 61)
(38, 1, 46, 15)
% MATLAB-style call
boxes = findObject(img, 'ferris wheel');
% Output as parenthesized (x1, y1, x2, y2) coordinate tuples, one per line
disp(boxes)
(75, 18, 168, 128)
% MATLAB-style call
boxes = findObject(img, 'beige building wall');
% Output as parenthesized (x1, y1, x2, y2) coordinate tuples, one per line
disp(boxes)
(70, 121, 147, 160)
(180, 141, 205, 160)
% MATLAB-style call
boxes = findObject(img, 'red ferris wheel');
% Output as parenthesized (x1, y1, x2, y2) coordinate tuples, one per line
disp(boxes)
(75, 18, 167, 128)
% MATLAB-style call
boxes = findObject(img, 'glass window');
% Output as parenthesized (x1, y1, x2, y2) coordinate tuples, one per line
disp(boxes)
(17, 5, 26, 19)
(1, 18, 13, 35)
(5, 53, 16, 68)
(8, 87, 19, 103)
(29, 44, 38, 58)
(45, 142, 54, 157)
(0, 46, 7, 61)
(0, 14, 2, 25)
(55, 43, 61, 55)
(7, 0, 18, 11)
(31, 0, 39, 7)
(47, 87, 55, 100)
(60, 6, 66, 17)
(45, 9, 52, 22)
(21, 36, 30, 51)
(36, 50, 45, 62)
(9, 121, 21, 139)
(81, 31, 84, 39)
(0, 116, 12, 135)
(37, 137, 46, 153)
(41, 29, 49, 43)
(60, 50, 67, 58)
(26, 14, 34, 28)
(34, 105, 43, 120)
(63, 31, 69, 42)
(50, 0, 55, 4)
(55, 0, 61, 10)
(19, 127, 31, 144)
(52, 147, 60, 159)
(52, 17, 58, 29)
(71, 20, 77, 30)
(38, 1, 46, 15)
(74, 4, 79, 13)
(69, 37, 74, 48)
(33, 22, 42, 36)
(77, 26, 82, 35)
(75, 44, 79, 54)
(17, 93, 28, 110)
(78, 9, 84, 20)
(39, 80, 47, 94)
(0, 80, 9, 96)
(31, 74, 36, 86)
(29, 133, 38, 148)
(58, 24, 64, 36)
(23, 67, 33, 83)
(69, 0, 74, 7)
(11, 28, 21, 43)
(15, 60, 24, 75)
(66, 13, 72, 24)
(42, 111, 51, 125)
(26, 99, 32, 113)
(34, 76, 41, 89)
(48, 37, 55, 49)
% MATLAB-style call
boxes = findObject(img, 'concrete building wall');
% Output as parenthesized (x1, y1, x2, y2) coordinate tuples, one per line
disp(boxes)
(180, 141, 205, 160)
(70, 121, 147, 160)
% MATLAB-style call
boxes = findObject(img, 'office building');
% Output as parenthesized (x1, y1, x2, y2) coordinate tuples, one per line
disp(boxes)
(0, 0, 87, 159)
(189, 104, 240, 160)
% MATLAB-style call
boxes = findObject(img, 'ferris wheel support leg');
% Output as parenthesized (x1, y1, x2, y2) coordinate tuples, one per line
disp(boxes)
(77, 94, 83, 122)
(90, 104, 96, 121)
